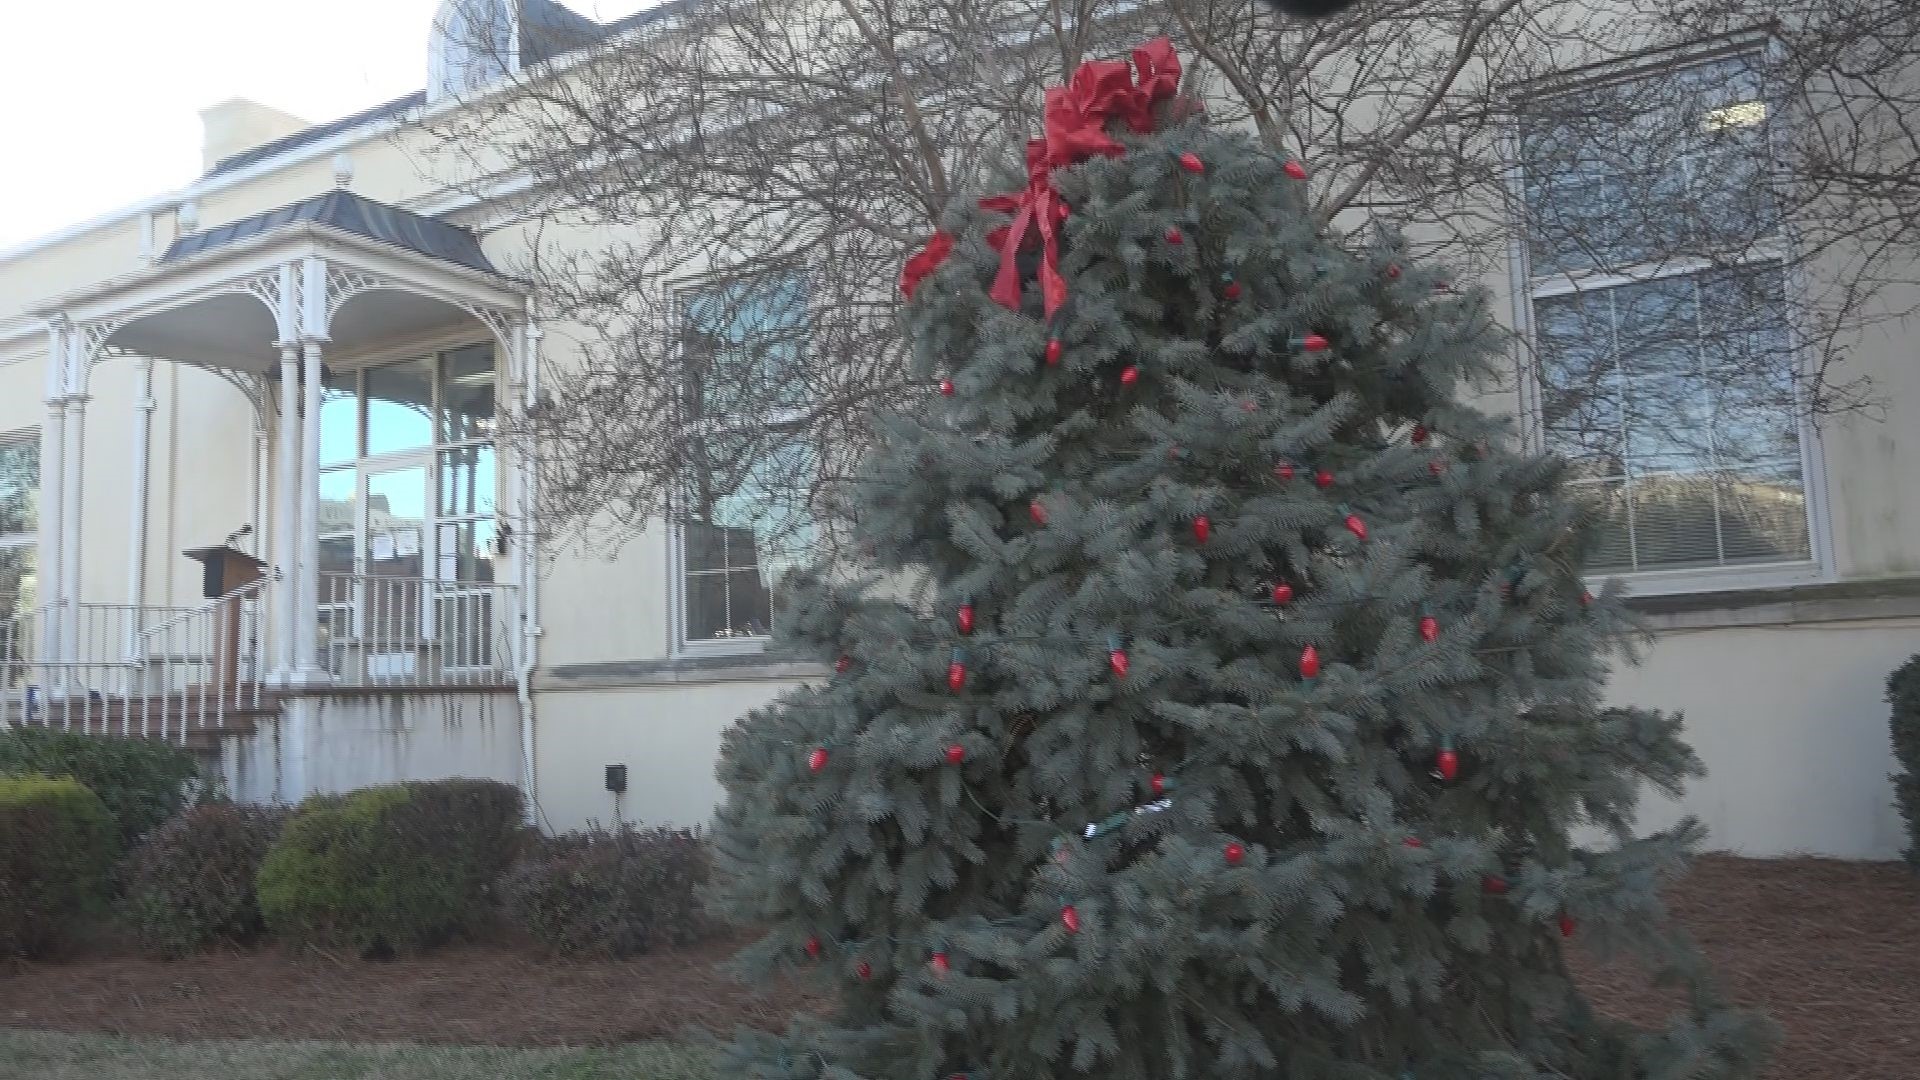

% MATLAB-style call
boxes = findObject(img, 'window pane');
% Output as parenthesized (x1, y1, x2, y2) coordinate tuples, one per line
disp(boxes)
(318, 468, 357, 541)
(0, 545, 36, 627)
(0, 436, 39, 537)
(365, 358, 435, 456)
(319, 370, 359, 466)
(365, 467, 428, 578)
(435, 521, 497, 584)
(682, 274, 810, 420)
(1532, 260, 1808, 574)
(438, 344, 496, 443)
(439, 446, 496, 517)
(684, 572, 731, 641)
(680, 434, 817, 642)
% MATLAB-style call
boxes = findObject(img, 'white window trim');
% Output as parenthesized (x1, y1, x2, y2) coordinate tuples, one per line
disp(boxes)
(1506, 37, 1834, 599)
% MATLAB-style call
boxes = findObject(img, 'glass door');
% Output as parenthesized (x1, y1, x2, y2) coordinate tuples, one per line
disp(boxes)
(360, 462, 431, 680)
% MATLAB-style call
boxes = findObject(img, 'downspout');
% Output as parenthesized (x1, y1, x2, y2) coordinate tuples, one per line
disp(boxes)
(516, 308, 544, 829)
(125, 357, 156, 654)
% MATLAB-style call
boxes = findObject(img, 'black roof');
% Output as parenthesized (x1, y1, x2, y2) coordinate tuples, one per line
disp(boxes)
(160, 189, 500, 274)
(205, 0, 695, 179)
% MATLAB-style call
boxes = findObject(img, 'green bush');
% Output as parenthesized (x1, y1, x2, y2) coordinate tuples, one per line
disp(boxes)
(256, 779, 526, 955)
(0, 728, 200, 848)
(122, 802, 290, 956)
(501, 826, 713, 959)
(1889, 655, 1920, 869)
(0, 776, 117, 957)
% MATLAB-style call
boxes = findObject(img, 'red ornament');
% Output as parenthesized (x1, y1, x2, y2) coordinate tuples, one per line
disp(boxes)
(1435, 746, 1459, 781)
(1274, 461, 1296, 482)
(1301, 332, 1330, 352)
(1482, 875, 1510, 895)
(1283, 159, 1309, 180)
(1045, 338, 1063, 366)
(856, 960, 873, 980)
(1120, 365, 1140, 385)
(1165, 226, 1184, 245)
(1192, 515, 1211, 544)
(1029, 499, 1048, 526)
(1343, 513, 1367, 541)
(1109, 646, 1130, 679)
(1179, 152, 1205, 173)
(1271, 582, 1294, 605)
(931, 951, 951, 975)
(835, 654, 852, 673)
(948, 655, 967, 693)
(1224, 842, 1246, 866)
(1419, 615, 1439, 643)
(1061, 905, 1081, 933)
(945, 744, 966, 765)
(1581, 590, 1595, 607)
(1386, 262, 1402, 279)
(805, 936, 822, 959)
(1314, 468, 1334, 489)
(1224, 281, 1243, 301)
(808, 748, 829, 773)
(939, 379, 955, 396)
(1150, 772, 1167, 796)
(1559, 914, 1576, 938)
(1299, 644, 1321, 680)
(957, 602, 974, 635)
(1429, 459, 1446, 477)
(1411, 424, 1429, 444)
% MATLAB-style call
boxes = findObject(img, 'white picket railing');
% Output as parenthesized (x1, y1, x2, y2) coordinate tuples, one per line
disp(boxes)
(317, 571, 518, 688)
(0, 581, 269, 743)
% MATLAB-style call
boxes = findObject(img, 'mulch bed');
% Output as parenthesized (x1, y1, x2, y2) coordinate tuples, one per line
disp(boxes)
(3, 856, 1916, 1076)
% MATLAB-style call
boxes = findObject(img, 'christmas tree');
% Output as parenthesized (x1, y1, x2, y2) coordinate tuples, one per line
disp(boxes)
(711, 38, 1769, 1080)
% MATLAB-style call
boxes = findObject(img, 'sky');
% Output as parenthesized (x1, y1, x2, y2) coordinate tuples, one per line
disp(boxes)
(0, 0, 654, 251)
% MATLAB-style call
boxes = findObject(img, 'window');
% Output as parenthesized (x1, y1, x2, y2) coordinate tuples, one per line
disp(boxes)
(675, 275, 818, 648)
(428, 0, 516, 103)
(1519, 49, 1815, 578)
(0, 432, 39, 683)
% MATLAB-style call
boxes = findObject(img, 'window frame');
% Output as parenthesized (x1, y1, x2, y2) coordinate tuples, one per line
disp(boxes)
(665, 270, 816, 658)
(1507, 36, 1833, 597)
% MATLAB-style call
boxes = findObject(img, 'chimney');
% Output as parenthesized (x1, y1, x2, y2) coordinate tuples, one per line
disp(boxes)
(199, 98, 313, 172)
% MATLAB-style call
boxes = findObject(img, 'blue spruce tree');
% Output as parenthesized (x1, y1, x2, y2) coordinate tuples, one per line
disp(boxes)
(711, 37, 1770, 1080)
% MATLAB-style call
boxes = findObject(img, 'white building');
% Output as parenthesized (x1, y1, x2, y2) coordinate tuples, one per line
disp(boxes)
(0, 1, 1914, 856)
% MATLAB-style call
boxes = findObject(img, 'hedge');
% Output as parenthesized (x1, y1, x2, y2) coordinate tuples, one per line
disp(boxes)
(1889, 654, 1920, 869)
(122, 802, 290, 956)
(0, 776, 117, 957)
(0, 727, 200, 848)
(501, 825, 713, 959)
(256, 778, 527, 955)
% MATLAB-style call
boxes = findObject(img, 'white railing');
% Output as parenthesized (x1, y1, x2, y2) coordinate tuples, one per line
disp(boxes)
(0, 581, 269, 743)
(317, 571, 519, 688)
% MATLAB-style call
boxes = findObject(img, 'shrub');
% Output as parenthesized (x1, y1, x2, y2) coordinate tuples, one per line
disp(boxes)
(122, 802, 290, 956)
(256, 779, 526, 955)
(1889, 655, 1920, 869)
(0, 776, 117, 957)
(0, 727, 200, 848)
(501, 825, 713, 959)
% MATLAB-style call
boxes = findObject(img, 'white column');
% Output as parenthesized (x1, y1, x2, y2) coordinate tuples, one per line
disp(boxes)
(37, 322, 67, 663)
(272, 344, 300, 682)
(292, 338, 326, 684)
(59, 335, 88, 665)
(125, 358, 156, 657)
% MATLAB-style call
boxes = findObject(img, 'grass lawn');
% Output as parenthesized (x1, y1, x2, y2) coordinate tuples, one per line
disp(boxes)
(0, 1029, 716, 1080)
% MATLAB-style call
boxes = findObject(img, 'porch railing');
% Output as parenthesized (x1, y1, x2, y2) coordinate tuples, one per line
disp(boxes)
(317, 571, 519, 688)
(0, 581, 269, 743)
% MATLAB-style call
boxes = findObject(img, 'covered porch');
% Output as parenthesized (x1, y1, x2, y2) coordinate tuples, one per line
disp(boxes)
(1, 189, 539, 799)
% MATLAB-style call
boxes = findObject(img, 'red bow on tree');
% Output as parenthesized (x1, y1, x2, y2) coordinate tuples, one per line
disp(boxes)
(898, 38, 1185, 316)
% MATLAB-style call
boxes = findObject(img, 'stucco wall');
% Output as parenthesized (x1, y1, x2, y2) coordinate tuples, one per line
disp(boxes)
(532, 676, 805, 831)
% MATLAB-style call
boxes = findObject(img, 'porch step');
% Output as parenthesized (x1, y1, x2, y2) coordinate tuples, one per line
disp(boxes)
(0, 687, 283, 753)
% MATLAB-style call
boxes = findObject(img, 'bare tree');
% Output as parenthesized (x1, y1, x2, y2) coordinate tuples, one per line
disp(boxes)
(419, 0, 1917, 575)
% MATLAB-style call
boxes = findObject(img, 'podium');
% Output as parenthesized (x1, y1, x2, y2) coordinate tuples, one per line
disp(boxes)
(183, 545, 268, 691)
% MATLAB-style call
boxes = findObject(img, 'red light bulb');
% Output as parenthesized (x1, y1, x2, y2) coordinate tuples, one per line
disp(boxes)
(1315, 468, 1334, 489)
(1284, 160, 1308, 180)
(1224, 842, 1245, 866)
(1120, 365, 1140, 385)
(1192, 515, 1211, 543)
(805, 936, 822, 959)
(1045, 339, 1062, 366)
(1419, 615, 1439, 643)
(1274, 461, 1296, 482)
(1300, 645, 1321, 680)
(808, 748, 828, 773)
(1344, 513, 1367, 541)
(1165, 226, 1184, 245)
(1271, 582, 1294, 605)
(957, 602, 974, 635)
(856, 961, 872, 979)
(1178, 152, 1204, 174)
(1224, 281, 1243, 301)
(1061, 905, 1081, 933)
(945, 744, 965, 765)
(1483, 875, 1510, 895)
(1150, 773, 1166, 796)
(938, 379, 955, 396)
(835, 654, 851, 673)
(1029, 499, 1048, 526)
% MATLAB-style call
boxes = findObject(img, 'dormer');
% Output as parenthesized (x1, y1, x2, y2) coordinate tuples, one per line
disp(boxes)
(427, 0, 604, 103)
